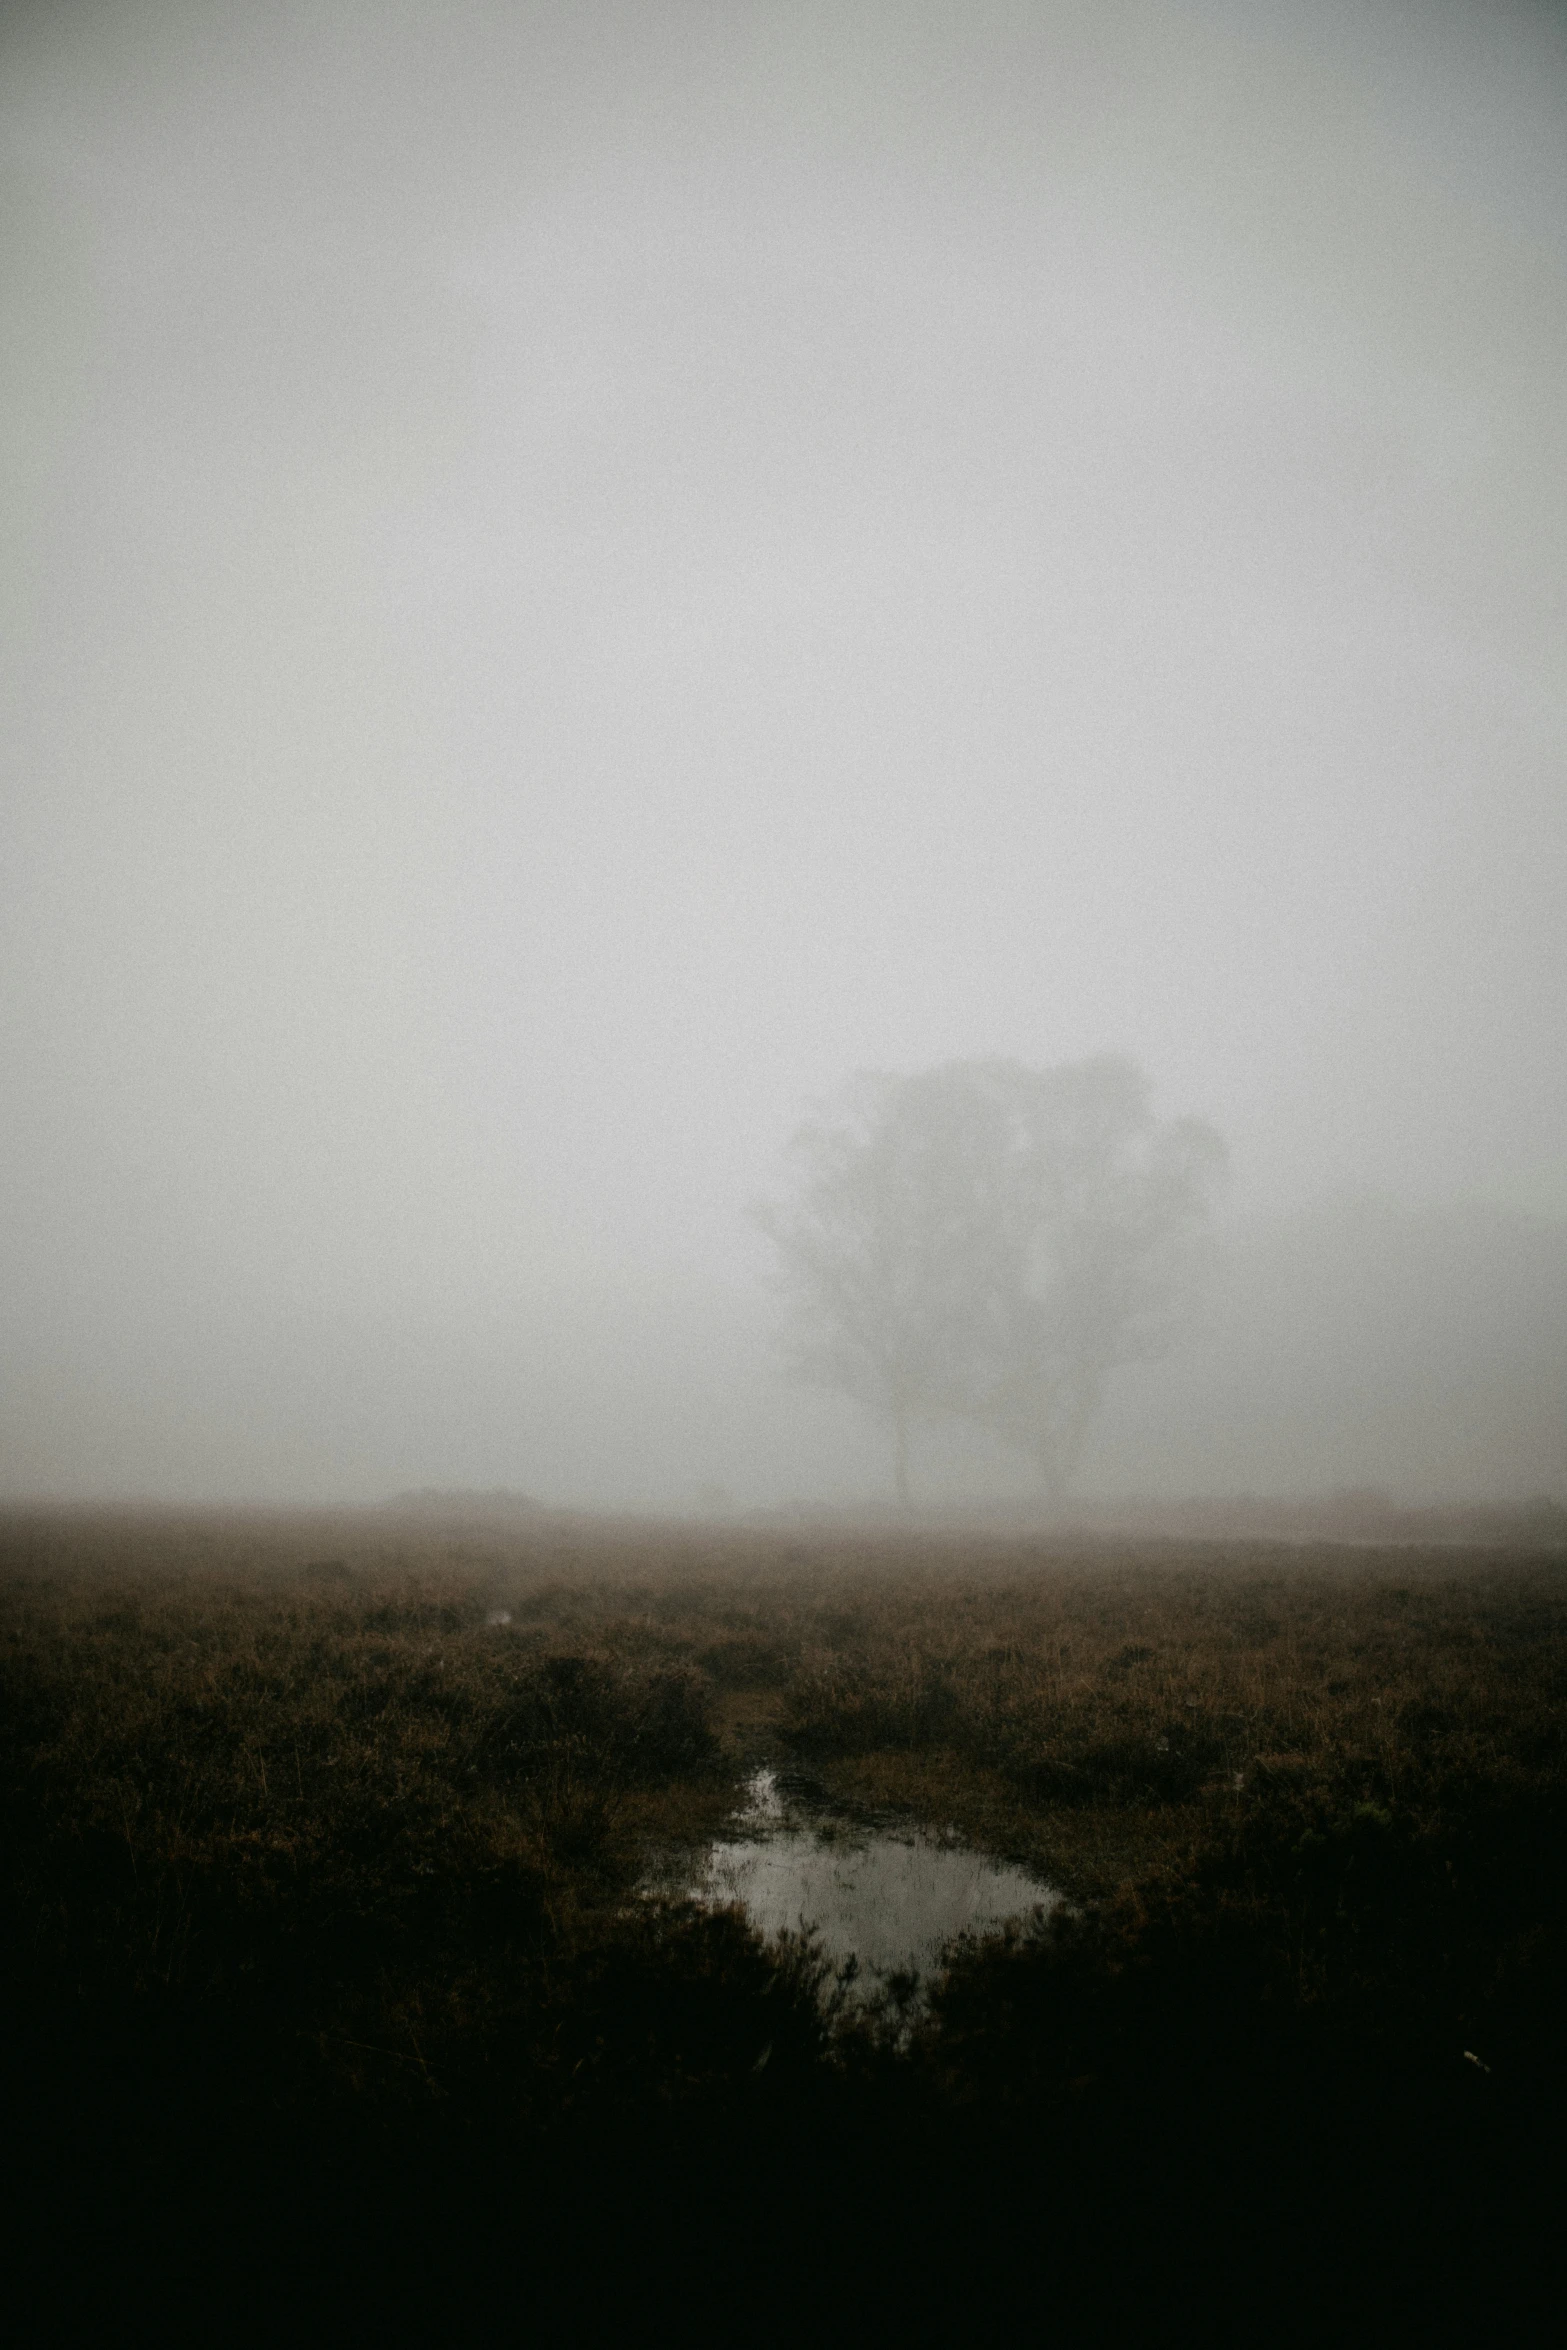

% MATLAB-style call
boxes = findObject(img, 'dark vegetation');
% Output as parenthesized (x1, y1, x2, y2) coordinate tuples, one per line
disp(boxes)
(4, 1508, 1566, 2342)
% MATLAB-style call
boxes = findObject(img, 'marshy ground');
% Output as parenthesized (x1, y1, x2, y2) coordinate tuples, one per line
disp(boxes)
(4, 1506, 1565, 2341)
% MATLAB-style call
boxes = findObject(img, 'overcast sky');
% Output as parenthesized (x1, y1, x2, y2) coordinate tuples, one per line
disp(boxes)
(3, 0, 1564, 1501)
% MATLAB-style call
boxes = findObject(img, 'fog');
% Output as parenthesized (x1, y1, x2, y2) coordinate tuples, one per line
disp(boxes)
(3, 0, 1564, 1508)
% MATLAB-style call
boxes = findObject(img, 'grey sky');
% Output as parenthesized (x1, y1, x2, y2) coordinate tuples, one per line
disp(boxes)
(3, 0, 1564, 1502)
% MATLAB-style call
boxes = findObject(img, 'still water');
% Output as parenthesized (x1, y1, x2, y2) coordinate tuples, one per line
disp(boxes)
(688, 1768, 1060, 2004)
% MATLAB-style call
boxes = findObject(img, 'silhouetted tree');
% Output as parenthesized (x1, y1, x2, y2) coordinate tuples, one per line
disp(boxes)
(755, 1057, 1225, 1504)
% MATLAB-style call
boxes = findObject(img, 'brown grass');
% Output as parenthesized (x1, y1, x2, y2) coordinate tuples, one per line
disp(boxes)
(5, 1507, 1563, 2029)
(4, 1506, 1566, 2334)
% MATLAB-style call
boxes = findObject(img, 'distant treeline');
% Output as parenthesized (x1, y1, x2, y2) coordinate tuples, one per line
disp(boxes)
(742, 1489, 1567, 1547)
(989, 1489, 1567, 1547)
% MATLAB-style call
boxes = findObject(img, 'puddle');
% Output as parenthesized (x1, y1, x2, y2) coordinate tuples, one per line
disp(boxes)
(683, 1768, 1060, 2006)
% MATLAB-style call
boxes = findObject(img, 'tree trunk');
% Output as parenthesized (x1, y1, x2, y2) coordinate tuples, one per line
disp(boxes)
(1035, 1446, 1065, 1509)
(892, 1406, 911, 1510)
(1035, 1378, 1098, 1507)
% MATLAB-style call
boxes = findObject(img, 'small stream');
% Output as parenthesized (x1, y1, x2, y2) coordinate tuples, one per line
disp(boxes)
(683, 1768, 1060, 2006)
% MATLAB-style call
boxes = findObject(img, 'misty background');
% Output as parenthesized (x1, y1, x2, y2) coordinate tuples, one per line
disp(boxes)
(2, 0, 1564, 1509)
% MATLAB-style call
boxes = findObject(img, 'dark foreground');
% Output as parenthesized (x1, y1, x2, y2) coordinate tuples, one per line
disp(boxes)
(4, 1507, 1565, 2343)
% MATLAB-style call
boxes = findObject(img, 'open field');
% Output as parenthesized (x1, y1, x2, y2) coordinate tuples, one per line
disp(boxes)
(4, 1506, 1566, 2340)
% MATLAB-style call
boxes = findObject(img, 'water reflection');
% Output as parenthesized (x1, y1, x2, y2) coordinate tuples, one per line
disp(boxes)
(690, 1769, 1059, 2004)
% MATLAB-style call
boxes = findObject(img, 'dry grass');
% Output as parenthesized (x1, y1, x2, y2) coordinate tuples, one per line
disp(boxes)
(4, 1507, 1566, 2334)
(5, 1507, 1563, 2020)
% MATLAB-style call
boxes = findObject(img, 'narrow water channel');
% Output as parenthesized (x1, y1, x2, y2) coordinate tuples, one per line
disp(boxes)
(686, 1768, 1060, 2005)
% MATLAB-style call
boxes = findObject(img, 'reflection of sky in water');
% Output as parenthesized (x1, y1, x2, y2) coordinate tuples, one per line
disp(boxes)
(693, 1771, 1059, 1994)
